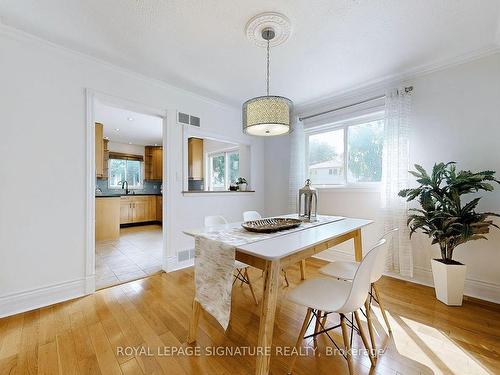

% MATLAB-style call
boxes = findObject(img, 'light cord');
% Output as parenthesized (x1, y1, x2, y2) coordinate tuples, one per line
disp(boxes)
(266, 37, 270, 96)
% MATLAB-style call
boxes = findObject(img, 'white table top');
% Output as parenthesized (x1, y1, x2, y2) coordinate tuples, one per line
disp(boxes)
(183, 217, 373, 260)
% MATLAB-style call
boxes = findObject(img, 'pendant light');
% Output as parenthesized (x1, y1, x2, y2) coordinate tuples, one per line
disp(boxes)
(242, 27, 293, 136)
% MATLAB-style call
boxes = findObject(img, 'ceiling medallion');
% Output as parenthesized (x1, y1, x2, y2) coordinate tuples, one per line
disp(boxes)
(245, 12, 292, 48)
(242, 13, 293, 137)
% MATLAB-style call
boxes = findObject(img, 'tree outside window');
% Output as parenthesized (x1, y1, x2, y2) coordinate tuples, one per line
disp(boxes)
(307, 118, 384, 185)
(109, 159, 143, 189)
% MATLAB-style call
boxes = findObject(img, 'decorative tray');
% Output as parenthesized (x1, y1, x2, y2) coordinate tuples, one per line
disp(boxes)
(241, 218, 302, 233)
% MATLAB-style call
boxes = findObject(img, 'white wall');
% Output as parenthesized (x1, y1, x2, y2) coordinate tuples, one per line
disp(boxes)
(0, 27, 265, 316)
(264, 135, 290, 216)
(265, 52, 500, 302)
(408, 52, 500, 302)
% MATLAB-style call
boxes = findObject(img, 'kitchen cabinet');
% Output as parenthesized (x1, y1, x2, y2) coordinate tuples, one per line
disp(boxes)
(132, 199, 148, 222)
(96, 197, 120, 240)
(148, 196, 157, 221)
(95, 123, 109, 178)
(156, 196, 162, 222)
(95, 122, 104, 177)
(120, 196, 158, 224)
(120, 199, 133, 224)
(188, 138, 203, 179)
(103, 139, 109, 178)
(145, 146, 163, 180)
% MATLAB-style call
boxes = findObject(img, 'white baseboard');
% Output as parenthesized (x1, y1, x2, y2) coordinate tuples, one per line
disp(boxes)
(409, 266, 500, 304)
(0, 277, 92, 318)
(314, 251, 500, 304)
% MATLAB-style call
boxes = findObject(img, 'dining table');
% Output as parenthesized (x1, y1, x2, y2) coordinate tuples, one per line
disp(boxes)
(183, 216, 373, 375)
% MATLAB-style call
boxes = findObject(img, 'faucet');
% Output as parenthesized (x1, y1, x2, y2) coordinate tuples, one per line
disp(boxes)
(120, 180, 130, 195)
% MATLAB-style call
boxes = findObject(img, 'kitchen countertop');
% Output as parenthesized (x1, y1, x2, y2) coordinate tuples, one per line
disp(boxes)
(95, 193, 162, 198)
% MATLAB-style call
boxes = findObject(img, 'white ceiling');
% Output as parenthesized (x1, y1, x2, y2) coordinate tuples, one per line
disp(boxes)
(95, 100, 162, 146)
(1, 1, 499, 107)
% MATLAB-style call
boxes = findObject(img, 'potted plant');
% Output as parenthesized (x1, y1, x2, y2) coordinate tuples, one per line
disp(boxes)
(399, 162, 499, 306)
(236, 177, 248, 191)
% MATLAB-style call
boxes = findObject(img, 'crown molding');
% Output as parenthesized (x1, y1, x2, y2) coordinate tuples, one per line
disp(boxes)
(296, 43, 500, 114)
(0, 24, 240, 111)
(2, 22, 499, 115)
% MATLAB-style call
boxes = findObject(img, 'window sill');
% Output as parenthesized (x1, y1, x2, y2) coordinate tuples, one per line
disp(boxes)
(315, 185, 381, 193)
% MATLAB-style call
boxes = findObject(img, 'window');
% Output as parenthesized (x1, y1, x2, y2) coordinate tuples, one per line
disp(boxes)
(306, 117, 384, 186)
(208, 150, 240, 191)
(109, 159, 143, 189)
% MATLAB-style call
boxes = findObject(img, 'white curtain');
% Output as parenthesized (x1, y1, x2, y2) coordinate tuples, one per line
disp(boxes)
(382, 87, 413, 277)
(288, 116, 306, 213)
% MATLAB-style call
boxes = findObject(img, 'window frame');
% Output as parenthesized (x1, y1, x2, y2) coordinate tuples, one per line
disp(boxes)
(107, 158, 144, 190)
(305, 111, 385, 190)
(207, 147, 240, 191)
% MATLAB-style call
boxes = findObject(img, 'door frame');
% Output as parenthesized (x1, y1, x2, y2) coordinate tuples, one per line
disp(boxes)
(85, 89, 171, 293)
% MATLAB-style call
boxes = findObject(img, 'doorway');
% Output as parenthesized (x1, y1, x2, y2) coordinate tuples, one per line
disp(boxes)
(86, 91, 168, 291)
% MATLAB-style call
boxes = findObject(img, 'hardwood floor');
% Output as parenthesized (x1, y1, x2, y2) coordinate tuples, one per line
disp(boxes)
(1, 258, 499, 375)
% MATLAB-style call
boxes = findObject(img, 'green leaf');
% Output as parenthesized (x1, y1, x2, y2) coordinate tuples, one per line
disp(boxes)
(398, 161, 500, 261)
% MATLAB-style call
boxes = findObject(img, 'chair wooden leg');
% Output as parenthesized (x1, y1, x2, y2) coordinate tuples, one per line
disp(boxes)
(340, 314, 354, 375)
(373, 283, 392, 334)
(321, 313, 327, 328)
(245, 269, 258, 305)
(299, 260, 306, 280)
(288, 308, 312, 374)
(282, 268, 290, 287)
(354, 310, 376, 366)
(364, 299, 377, 355)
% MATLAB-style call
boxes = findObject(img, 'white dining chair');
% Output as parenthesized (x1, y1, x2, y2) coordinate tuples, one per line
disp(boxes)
(287, 240, 386, 374)
(204, 215, 258, 305)
(242, 211, 290, 287)
(319, 228, 398, 347)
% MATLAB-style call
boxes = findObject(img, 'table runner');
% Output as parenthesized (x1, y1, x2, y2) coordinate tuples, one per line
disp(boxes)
(194, 215, 345, 330)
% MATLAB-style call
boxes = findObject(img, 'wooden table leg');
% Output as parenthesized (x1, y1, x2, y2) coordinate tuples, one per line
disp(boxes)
(299, 259, 306, 280)
(353, 228, 363, 262)
(255, 259, 281, 375)
(187, 299, 201, 344)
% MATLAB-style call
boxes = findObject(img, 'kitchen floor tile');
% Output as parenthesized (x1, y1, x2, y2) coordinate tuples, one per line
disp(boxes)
(95, 224, 163, 290)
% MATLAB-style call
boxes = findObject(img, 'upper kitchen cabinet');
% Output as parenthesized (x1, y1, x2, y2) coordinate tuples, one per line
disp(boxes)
(95, 122, 104, 177)
(145, 146, 163, 180)
(103, 139, 109, 178)
(188, 137, 203, 180)
(95, 122, 109, 178)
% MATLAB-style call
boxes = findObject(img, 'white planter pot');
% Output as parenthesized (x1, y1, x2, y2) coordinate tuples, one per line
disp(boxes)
(238, 183, 247, 191)
(431, 259, 467, 306)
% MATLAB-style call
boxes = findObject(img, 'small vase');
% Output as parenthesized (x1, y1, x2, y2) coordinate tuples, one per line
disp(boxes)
(239, 183, 247, 191)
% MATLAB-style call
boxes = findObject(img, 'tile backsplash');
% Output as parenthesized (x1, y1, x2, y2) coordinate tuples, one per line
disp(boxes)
(96, 179, 161, 195)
